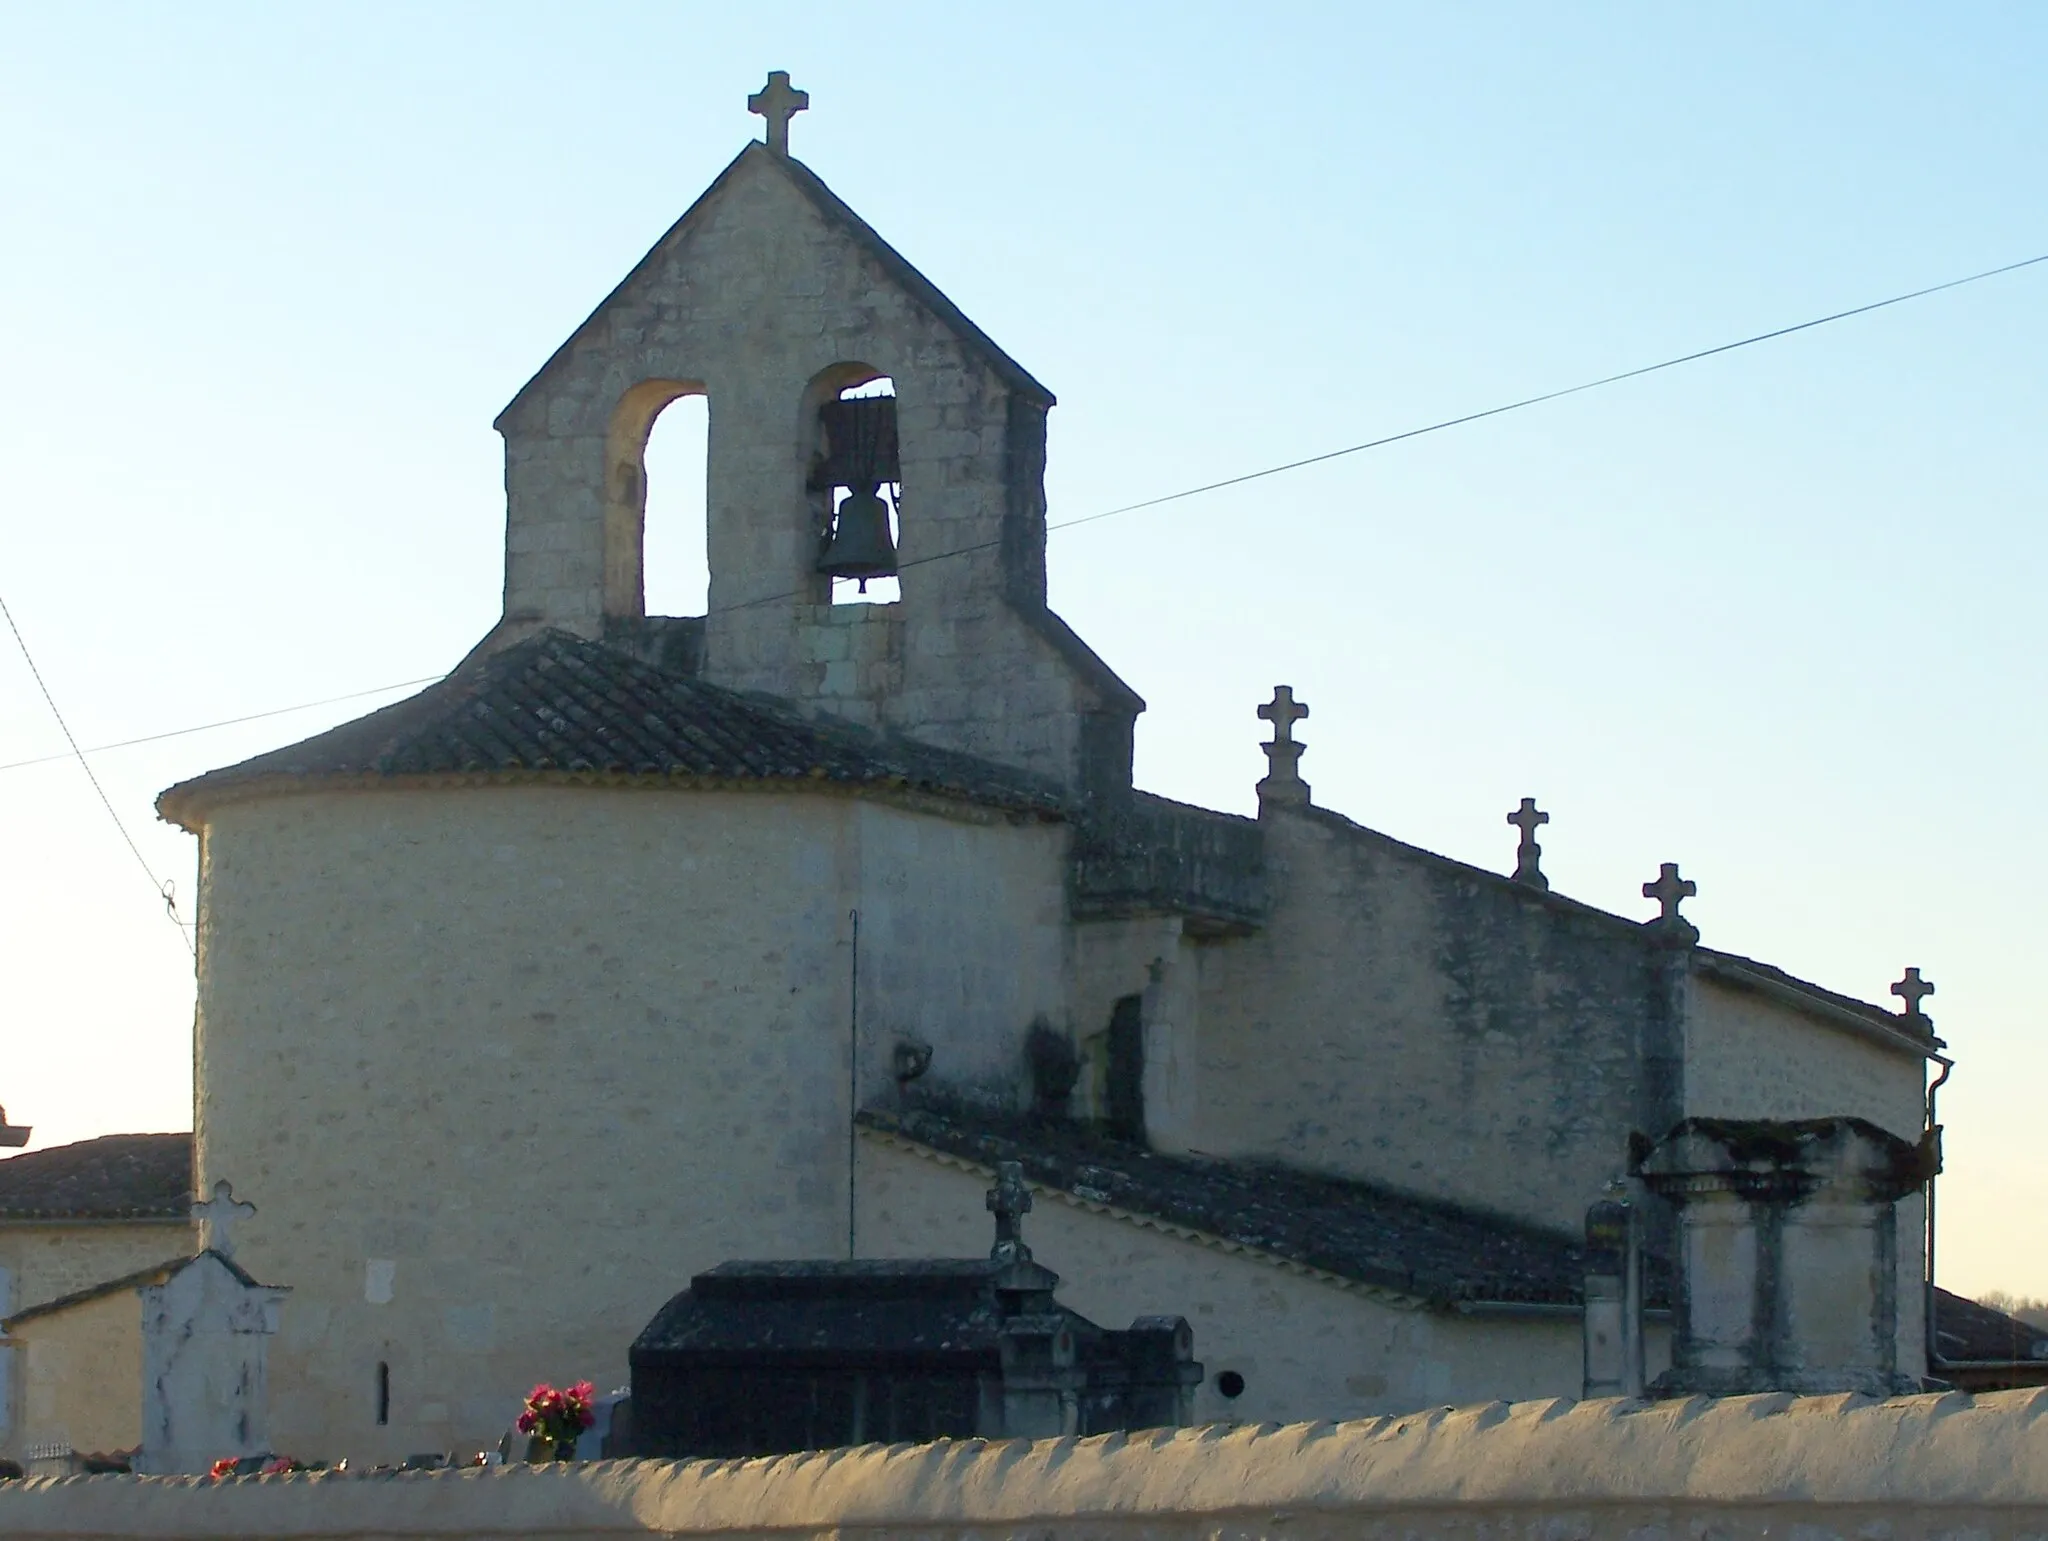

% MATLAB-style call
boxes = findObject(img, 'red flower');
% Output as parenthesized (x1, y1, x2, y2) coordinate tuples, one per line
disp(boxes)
(209, 1458, 238, 1480)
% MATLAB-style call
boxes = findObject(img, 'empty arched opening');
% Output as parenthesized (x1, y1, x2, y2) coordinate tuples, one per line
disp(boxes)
(806, 367, 900, 606)
(602, 378, 707, 619)
(643, 395, 710, 616)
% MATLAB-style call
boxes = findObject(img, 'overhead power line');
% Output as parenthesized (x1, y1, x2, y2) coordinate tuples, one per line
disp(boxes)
(1037, 250, 2048, 536)
(0, 591, 195, 956)
(6, 248, 2044, 780)
(0, 676, 444, 774)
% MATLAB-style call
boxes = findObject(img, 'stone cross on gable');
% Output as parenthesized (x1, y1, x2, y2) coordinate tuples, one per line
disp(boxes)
(1255, 686, 1311, 809)
(1642, 862, 1698, 940)
(1508, 797, 1550, 890)
(193, 1179, 256, 1260)
(1891, 967, 1935, 1020)
(986, 1160, 1033, 1259)
(747, 70, 809, 157)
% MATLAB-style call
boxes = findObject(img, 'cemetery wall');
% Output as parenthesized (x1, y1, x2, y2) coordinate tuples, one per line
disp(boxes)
(192, 783, 1066, 1464)
(855, 1135, 1612, 1423)
(5, 1390, 2047, 1541)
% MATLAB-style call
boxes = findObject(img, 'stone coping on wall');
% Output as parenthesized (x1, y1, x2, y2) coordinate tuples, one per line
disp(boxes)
(6, 1390, 2048, 1538)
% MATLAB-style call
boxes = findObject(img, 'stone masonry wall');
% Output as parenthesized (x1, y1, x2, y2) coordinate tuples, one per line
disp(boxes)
(1683, 975, 1931, 1380)
(7, 1389, 2048, 1540)
(1195, 808, 1666, 1233)
(191, 784, 1066, 1463)
(856, 1135, 1592, 1424)
(1, 1222, 191, 1462)
(493, 147, 1131, 789)
(6, 1287, 141, 1460)
(0, 1223, 192, 1324)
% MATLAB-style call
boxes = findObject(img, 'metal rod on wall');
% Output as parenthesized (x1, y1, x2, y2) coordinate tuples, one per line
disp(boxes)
(848, 907, 859, 1260)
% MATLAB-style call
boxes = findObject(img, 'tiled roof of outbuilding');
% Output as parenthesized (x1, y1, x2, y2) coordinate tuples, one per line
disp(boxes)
(0, 1133, 192, 1221)
(158, 631, 1068, 828)
(1935, 1288, 2048, 1364)
(859, 1101, 1662, 1310)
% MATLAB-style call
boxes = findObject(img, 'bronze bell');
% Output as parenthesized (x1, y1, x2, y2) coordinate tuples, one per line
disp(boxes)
(817, 483, 898, 588)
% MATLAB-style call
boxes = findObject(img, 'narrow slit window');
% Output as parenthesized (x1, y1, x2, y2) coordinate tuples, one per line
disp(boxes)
(375, 1361, 390, 1425)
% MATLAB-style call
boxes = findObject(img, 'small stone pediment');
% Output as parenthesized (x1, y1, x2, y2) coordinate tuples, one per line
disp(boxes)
(494, 142, 1051, 440)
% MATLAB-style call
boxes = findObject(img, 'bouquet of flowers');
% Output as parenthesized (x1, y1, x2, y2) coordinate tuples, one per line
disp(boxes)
(516, 1380, 596, 1453)
(209, 1455, 303, 1478)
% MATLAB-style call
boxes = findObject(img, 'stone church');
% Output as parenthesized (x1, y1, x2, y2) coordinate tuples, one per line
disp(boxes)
(55, 77, 1947, 1460)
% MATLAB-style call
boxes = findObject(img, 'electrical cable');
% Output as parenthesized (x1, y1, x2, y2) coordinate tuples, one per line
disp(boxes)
(0, 676, 444, 774)
(743, 248, 2048, 609)
(6, 248, 2044, 779)
(0, 591, 196, 955)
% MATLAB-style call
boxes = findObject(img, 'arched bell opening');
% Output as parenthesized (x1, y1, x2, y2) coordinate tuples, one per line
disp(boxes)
(603, 378, 708, 619)
(803, 363, 900, 607)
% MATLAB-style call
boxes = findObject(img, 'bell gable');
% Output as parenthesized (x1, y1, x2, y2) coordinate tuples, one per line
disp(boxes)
(491, 116, 1137, 794)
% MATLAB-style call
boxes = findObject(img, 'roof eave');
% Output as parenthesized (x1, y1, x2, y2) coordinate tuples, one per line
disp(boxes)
(1693, 953, 1944, 1062)
(159, 764, 1066, 836)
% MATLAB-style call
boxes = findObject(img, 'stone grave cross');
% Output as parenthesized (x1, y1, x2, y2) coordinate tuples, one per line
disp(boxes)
(193, 1179, 256, 1260)
(1256, 686, 1311, 808)
(1508, 797, 1550, 890)
(748, 71, 809, 156)
(986, 1161, 1034, 1259)
(1891, 967, 1935, 1020)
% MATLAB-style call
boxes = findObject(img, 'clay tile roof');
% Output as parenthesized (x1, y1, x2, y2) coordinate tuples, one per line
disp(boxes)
(158, 630, 1068, 828)
(860, 1101, 1667, 1310)
(0, 1133, 193, 1221)
(1935, 1288, 2048, 1364)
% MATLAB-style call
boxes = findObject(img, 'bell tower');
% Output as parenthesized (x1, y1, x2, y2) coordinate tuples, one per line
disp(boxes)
(489, 75, 1140, 794)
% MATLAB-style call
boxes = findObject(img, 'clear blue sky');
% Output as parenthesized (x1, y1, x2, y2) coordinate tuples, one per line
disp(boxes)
(1, 4, 2042, 1296)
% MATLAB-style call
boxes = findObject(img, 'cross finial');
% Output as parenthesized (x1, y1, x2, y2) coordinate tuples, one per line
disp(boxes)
(1642, 862, 1698, 935)
(985, 1160, 1033, 1260)
(192, 1178, 256, 1260)
(1256, 686, 1311, 809)
(1508, 797, 1550, 890)
(1891, 967, 1935, 1020)
(747, 71, 809, 157)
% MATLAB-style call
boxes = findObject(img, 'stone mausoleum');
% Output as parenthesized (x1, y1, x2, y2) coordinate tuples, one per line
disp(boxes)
(3, 75, 1997, 1465)
(628, 1162, 1200, 1457)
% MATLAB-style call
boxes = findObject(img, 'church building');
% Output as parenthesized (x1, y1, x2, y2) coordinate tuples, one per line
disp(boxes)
(129, 76, 1945, 1461)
